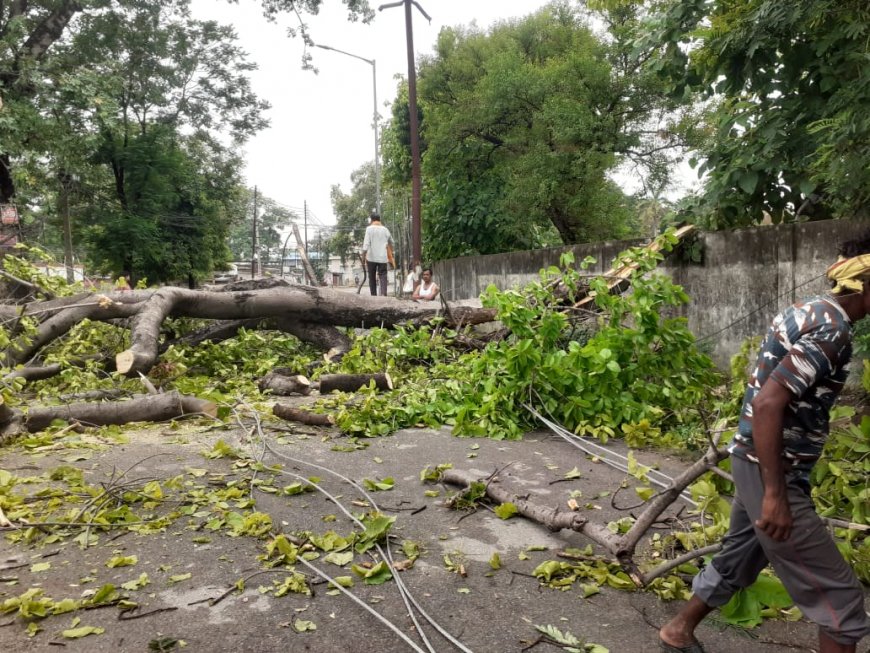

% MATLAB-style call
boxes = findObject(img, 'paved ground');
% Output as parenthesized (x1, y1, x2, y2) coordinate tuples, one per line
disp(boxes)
(0, 416, 867, 653)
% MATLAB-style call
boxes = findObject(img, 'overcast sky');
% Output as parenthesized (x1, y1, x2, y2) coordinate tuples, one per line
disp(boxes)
(189, 0, 554, 231)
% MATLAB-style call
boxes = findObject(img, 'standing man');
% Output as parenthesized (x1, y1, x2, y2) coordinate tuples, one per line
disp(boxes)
(362, 211, 394, 297)
(660, 233, 870, 653)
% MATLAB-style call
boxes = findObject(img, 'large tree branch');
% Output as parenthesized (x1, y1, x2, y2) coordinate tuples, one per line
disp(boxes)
(19, 0, 81, 61)
(113, 285, 494, 375)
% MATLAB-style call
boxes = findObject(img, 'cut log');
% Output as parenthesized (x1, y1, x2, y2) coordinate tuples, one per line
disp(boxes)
(273, 404, 335, 427)
(318, 373, 393, 394)
(259, 373, 312, 396)
(22, 391, 217, 433)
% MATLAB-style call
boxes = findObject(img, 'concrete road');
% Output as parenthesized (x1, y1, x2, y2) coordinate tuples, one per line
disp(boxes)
(0, 419, 865, 652)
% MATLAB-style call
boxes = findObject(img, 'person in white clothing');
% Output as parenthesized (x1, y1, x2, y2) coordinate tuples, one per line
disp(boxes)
(361, 212, 394, 296)
(402, 264, 419, 297)
(412, 268, 439, 301)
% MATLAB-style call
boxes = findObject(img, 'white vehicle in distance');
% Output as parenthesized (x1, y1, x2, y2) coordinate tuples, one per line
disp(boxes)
(213, 263, 240, 284)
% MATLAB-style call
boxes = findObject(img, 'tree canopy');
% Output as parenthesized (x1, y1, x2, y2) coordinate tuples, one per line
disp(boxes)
(0, 0, 371, 283)
(380, 3, 698, 261)
(637, 0, 870, 226)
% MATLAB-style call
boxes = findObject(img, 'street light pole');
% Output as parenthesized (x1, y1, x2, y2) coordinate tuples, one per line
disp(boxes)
(314, 44, 381, 215)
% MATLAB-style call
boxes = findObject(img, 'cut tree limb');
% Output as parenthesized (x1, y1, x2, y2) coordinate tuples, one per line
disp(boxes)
(21, 391, 217, 433)
(272, 404, 335, 427)
(259, 373, 312, 396)
(318, 373, 393, 394)
(439, 469, 620, 550)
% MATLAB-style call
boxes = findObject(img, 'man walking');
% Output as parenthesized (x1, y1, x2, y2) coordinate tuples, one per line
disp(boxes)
(362, 212, 393, 297)
(660, 232, 870, 653)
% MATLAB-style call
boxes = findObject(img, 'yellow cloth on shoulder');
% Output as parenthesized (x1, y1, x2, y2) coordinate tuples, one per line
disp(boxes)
(827, 254, 870, 293)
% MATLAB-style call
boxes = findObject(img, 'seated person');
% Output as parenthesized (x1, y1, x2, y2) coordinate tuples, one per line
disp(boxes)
(412, 268, 439, 301)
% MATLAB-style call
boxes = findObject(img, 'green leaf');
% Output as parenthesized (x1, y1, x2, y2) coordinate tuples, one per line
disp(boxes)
(168, 573, 192, 584)
(489, 552, 502, 570)
(106, 555, 137, 568)
(351, 561, 393, 585)
(293, 619, 316, 632)
(63, 626, 105, 638)
(737, 171, 758, 195)
(323, 551, 354, 567)
(362, 477, 395, 491)
(494, 502, 518, 520)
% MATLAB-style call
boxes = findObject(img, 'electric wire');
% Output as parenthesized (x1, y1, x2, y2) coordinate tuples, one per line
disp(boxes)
(261, 439, 476, 653)
(524, 404, 698, 507)
(231, 409, 433, 653)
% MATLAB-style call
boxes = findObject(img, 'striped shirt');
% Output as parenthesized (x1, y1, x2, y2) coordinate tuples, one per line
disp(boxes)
(730, 295, 852, 476)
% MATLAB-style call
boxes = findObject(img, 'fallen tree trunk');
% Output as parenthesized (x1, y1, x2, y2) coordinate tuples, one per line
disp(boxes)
(259, 373, 312, 396)
(15, 391, 217, 434)
(318, 373, 393, 394)
(273, 404, 335, 427)
(114, 285, 494, 375)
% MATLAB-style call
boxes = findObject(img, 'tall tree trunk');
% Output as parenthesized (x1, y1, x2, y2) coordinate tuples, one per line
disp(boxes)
(0, 154, 14, 204)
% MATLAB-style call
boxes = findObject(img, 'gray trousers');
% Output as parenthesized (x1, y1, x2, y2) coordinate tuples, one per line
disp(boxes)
(692, 456, 869, 645)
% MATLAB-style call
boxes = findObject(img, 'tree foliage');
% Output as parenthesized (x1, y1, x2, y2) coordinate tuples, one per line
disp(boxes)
(638, 0, 870, 226)
(0, 0, 371, 282)
(380, 2, 695, 260)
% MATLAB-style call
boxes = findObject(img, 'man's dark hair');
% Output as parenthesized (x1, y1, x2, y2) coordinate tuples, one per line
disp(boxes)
(370, 212, 381, 222)
(838, 231, 870, 258)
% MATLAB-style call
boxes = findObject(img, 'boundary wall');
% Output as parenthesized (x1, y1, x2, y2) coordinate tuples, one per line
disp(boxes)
(433, 219, 867, 368)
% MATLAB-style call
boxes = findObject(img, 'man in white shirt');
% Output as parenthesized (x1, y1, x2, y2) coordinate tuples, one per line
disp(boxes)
(361, 212, 394, 296)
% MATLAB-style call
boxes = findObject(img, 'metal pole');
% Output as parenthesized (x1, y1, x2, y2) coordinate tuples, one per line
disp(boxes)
(251, 185, 258, 279)
(372, 59, 381, 215)
(303, 200, 308, 284)
(313, 44, 381, 215)
(404, 0, 422, 265)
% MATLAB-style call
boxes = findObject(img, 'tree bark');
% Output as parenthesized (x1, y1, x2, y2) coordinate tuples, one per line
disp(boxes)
(318, 373, 393, 394)
(21, 391, 217, 433)
(113, 285, 494, 375)
(259, 373, 311, 396)
(439, 468, 620, 547)
(272, 404, 335, 427)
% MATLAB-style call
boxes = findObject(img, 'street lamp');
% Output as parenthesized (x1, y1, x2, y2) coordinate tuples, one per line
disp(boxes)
(314, 43, 381, 215)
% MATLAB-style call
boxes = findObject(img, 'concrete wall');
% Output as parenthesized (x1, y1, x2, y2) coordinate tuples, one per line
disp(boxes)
(433, 219, 867, 368)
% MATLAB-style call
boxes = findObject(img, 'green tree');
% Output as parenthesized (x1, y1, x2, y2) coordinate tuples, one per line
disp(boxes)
(385, 3, 687, 260)
(637, 0, 870, 226)
(0, 0, 371, 203)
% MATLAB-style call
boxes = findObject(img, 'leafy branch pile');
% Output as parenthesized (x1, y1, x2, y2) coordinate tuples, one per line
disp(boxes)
(313, 231, 720, 444)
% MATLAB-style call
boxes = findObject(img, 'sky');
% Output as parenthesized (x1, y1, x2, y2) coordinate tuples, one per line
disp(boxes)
(188, 0, 555, 232)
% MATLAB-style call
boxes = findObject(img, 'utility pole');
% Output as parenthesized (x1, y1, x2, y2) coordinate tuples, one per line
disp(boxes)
(251, 186, 259, 279)
(58, 172, 75, 284)
(303, 200, 308, 284)
(379, 0, 430, 265)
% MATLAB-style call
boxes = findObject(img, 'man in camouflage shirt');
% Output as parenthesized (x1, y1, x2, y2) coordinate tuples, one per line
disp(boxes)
(660, 233, 870, 653)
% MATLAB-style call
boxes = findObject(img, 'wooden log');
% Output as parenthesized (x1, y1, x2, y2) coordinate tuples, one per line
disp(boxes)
(23, 391, 217, 433)
(272, 404, 335, 427)
(259, 372, 312, 396)
(318, 373, 393, 394)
